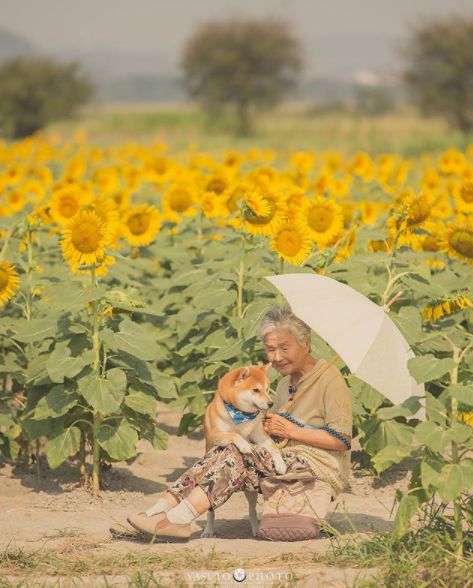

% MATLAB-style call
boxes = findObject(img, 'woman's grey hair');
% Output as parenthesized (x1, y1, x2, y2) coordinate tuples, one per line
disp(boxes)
(258, 305, 311, 345)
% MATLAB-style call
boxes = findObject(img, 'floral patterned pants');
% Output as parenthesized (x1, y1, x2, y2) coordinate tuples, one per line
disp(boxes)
(167, 443, 315, 511)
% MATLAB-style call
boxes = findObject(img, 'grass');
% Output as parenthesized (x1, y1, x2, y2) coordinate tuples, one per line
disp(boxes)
(313, 511, 473, 588)
(1, 520, 472, 588)
(49, 102, 472, 157)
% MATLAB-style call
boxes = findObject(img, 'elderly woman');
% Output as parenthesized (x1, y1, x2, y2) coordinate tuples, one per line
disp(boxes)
(123, 306, 352, 541)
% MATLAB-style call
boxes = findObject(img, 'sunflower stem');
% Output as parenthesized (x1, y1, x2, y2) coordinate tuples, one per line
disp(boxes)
(90, 268, 102, 497)
(79, 427, 88, 486)
(236, 237, 246, 337)
(25, 226, 35, 319)
(35, 439, 41, 481)
(449, 352, 464, 557)
(92, 413, 102, 497)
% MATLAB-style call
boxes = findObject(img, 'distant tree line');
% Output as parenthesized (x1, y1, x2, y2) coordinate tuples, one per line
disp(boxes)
(0, 14, 472, 139)
(0, 57, 92, 139)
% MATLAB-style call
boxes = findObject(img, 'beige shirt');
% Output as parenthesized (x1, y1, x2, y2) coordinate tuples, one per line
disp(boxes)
(271, 358, 353, 496)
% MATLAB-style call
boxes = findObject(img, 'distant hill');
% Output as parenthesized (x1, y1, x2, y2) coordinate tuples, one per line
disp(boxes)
(0, 27, 37, 61)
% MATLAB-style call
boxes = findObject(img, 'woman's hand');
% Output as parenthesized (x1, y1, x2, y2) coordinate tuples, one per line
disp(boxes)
(263, 413, 298, 440)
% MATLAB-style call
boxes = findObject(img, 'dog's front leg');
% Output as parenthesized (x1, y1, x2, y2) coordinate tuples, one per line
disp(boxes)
(251, 430, 287, 475)
(208, 432, 253, 455)
(201, 509, 216, 538)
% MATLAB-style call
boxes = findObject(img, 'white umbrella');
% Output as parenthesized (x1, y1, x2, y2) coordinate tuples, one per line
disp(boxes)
(266, 273, 425, 419)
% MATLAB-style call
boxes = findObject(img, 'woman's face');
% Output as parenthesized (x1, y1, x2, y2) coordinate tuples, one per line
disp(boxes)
(263, 328, 310, 376)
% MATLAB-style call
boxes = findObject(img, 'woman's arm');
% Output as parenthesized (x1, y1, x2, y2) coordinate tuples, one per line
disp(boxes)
(263, 413, 350, 452)
(287, 424, 350, 452)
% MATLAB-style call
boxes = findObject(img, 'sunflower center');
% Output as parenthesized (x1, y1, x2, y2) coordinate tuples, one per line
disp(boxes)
(0, 268, 8, 291)
(307, 206, 333, 233)
(406, 199, 430, 226)
(170, 191, 192, 213)
(460, 183, 473, 204)
(59, 196, 80, 218)
(276, 229, 302, 256)
(449, 229, 473, 259)
(422, 235, 441, 252)
(128, 213, 151, 235)
(71, 221, 102, 253)
(206, 178, 226, 194)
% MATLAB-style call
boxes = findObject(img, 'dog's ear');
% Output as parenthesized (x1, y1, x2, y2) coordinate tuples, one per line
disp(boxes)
(217, 366, 250, 392)
(235, 366, 251, 382)
(263, 362, 272, 371)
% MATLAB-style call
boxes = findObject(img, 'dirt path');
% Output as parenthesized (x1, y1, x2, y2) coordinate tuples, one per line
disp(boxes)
(0, 405, 412, 586)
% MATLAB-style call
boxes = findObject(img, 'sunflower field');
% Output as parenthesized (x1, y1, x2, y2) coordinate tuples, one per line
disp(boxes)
(0, 134, 473, 550)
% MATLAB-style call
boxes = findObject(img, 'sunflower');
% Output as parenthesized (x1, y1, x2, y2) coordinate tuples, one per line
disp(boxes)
(444, 221, 473, 265)
(285, 188, 306, 211)
(327, 175, 352, 198)
(6, 189, 26, 214)
(290, 151, 316, 174)
(241, 185, 271, 218)
(270, 221, 313, 266)
(456, 178, 473, 213)
(419, 232, 445, 253)
(61, 210, 110, 269)
(339, 200, 357, 228)
(368, 238, 393, 253)
(360, 200, 379, 225)
(438, 149, 467, 176)
(421, 291, 473, 323)
(242, 190, 286, 237)
(299, 197, 344, 248)
(49, 185, 91, 226)
(420, 168, 441, 192)
(388, 189, 438, 248)
(87, 196, 121, 241)
(109, 188, 131, 212)
(348, 151, 375, 181)
(162, 183, 197, 222)
(335, 226, 357, 263)
(121, 204, 161, 247)
(22, 179, 45, 202)
(199, 192, 227, 219)
(223, 150, 243, 168)
(458, 412, 473, 427)
(0, 261, 20, 307)
(205, 170, 231, 195)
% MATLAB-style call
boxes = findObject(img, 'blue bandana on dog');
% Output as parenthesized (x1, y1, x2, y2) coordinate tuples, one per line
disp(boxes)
(223, 401, 259, 425)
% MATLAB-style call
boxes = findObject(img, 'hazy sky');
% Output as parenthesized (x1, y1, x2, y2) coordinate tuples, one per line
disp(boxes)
(1, 0, 472, 76)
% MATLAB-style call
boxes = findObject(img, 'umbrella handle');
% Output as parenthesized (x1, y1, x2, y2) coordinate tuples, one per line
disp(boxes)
(383, 291, 403, 311)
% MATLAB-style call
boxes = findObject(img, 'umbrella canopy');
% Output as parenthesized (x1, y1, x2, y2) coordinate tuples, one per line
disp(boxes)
(266, 273, 425, 418)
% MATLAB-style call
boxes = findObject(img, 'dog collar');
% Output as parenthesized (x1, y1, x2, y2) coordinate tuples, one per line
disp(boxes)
(223, 401, 258, 425)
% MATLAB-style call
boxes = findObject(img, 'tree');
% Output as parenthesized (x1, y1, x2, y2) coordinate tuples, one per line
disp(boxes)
(182, 18, 303, 135)
(403, 17, 473, 135)
(0, 57, 93, 139)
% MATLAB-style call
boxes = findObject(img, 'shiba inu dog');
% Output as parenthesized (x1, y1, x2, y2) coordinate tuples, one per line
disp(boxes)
(201, 363, 287, 538)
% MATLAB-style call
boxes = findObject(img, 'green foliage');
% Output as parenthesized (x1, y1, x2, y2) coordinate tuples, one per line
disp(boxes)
(355, 85, 398, 117)
(182, 18, 302, 135)
(0, 57, 93, 139)
(320, 518, 473, 587)
(403, 16, 473, 134)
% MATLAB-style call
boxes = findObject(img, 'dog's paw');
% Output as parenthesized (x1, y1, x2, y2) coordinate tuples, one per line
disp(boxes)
(273, 455, 288, 475)
(234, 438, 253, 454)
(200, 527, 216, 538)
